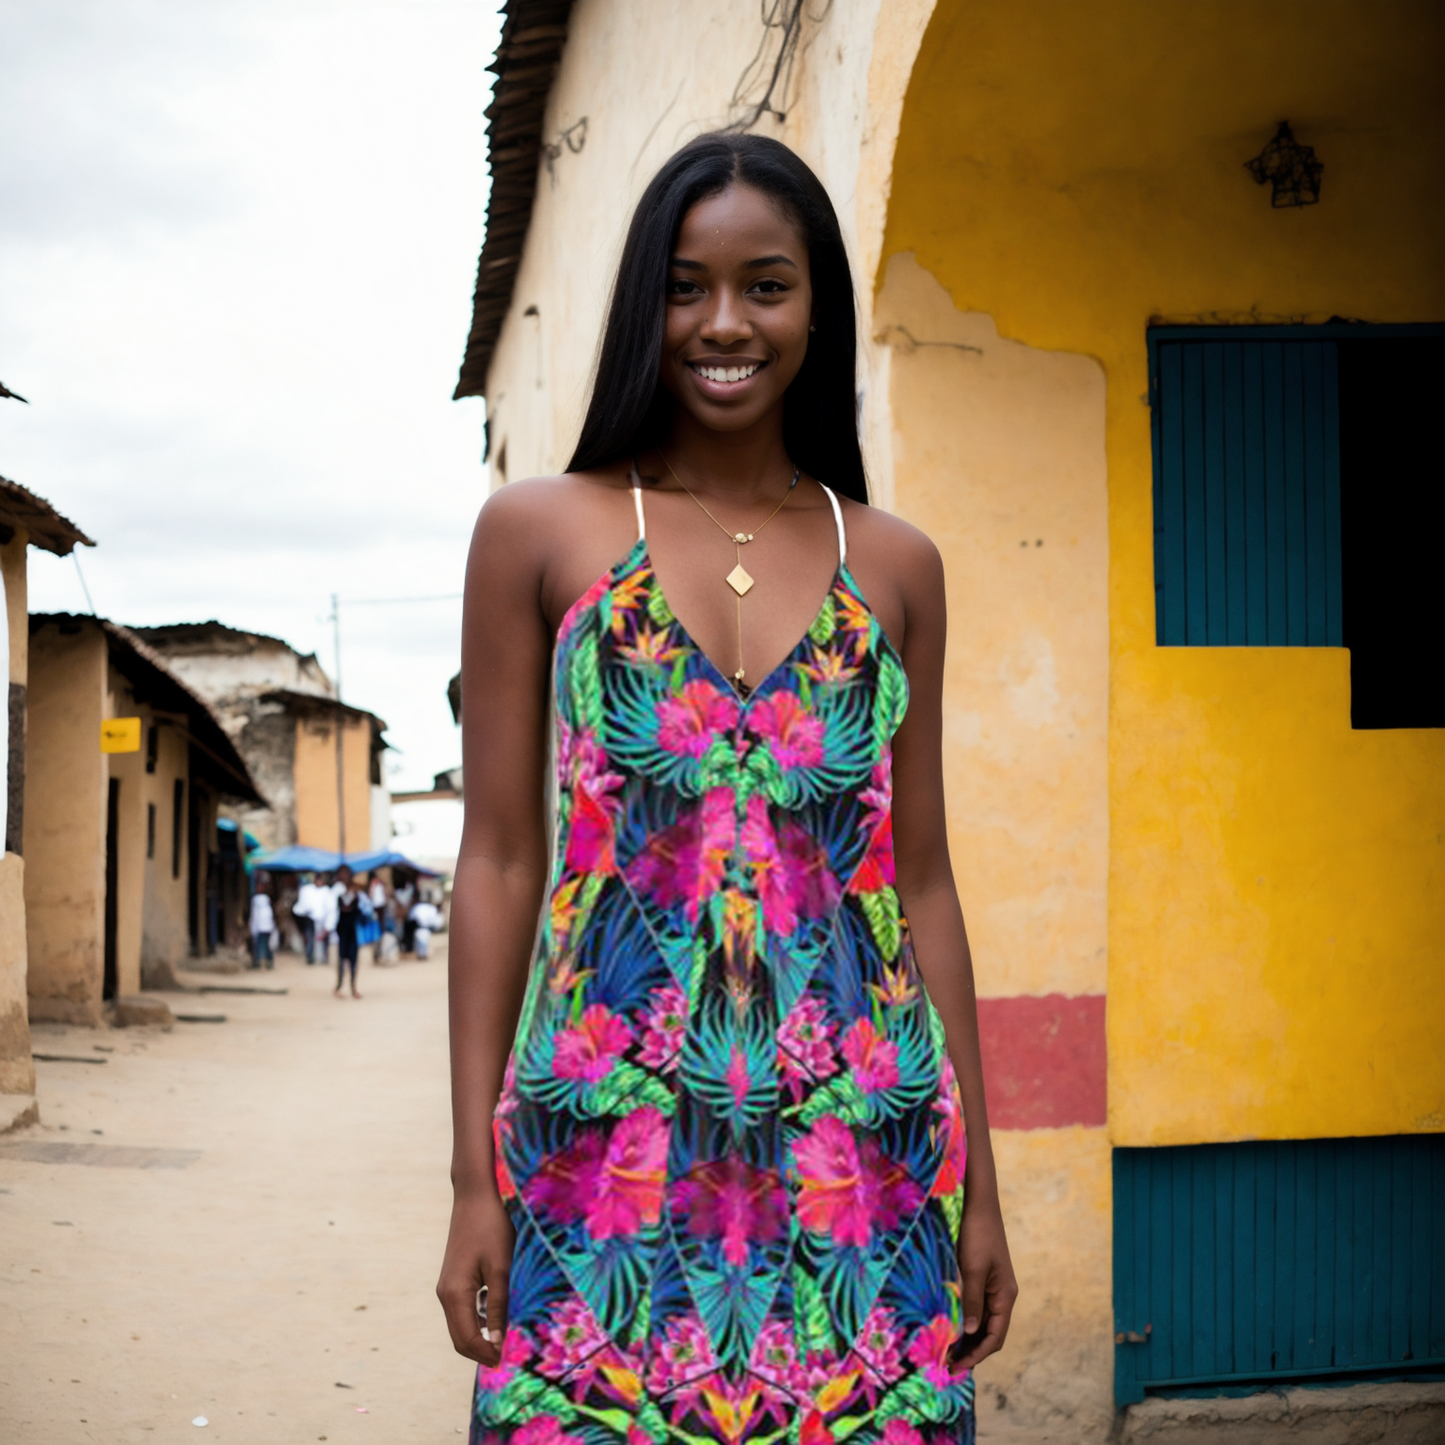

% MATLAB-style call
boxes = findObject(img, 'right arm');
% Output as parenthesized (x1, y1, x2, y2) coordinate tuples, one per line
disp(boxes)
(435, 486, 555, 1366)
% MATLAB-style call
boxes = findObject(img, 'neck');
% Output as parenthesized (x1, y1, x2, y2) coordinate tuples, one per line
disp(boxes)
(659, 404, 792, 498)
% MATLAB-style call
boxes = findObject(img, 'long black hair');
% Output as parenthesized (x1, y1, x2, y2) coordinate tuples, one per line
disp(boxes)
(566, 133, 868, 503)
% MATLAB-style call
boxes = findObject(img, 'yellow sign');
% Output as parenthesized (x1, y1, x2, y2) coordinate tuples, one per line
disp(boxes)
(101, 717, 142, 753)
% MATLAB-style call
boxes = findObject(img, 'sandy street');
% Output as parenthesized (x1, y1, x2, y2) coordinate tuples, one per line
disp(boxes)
(1, 944, 478, 1443)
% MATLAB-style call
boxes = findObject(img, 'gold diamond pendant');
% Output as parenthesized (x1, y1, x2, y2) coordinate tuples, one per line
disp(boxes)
(726, 563, 755, 596)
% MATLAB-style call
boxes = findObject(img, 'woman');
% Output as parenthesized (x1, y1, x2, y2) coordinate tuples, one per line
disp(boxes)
(439, 134, 1016, 1445)
(334, 867, 362, 999)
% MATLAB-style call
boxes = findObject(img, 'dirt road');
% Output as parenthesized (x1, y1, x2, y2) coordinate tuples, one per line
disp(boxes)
(1, 945, 477, 1443)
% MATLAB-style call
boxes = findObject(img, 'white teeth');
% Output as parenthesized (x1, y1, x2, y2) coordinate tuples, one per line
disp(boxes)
(696, 363, 759, 383)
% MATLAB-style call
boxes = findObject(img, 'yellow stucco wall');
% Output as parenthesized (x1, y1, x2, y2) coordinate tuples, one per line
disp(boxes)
(876, 253, 1109, 1000)
(293, 713, 372, 854)
(884, 0, 1445, 1144)
(24, 622, 107, 1025)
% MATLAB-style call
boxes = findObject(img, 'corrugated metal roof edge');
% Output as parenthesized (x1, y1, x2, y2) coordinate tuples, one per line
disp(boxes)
(453, 0, 576, 402)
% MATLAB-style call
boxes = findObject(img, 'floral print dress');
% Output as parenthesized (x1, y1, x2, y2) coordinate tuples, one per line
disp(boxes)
(475, 485, 974, 1445)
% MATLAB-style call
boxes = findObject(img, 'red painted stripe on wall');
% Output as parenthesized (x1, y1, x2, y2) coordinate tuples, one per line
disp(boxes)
(976, 993, 1106, 1130)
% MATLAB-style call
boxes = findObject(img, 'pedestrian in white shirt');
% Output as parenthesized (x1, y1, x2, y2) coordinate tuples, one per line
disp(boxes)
(249, 880, 277, 970)
(293, 875, 323, 964)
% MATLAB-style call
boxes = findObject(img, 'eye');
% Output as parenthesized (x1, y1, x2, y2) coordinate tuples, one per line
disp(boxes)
(749, 278, 789, 295)
(667, 278, 702, 297)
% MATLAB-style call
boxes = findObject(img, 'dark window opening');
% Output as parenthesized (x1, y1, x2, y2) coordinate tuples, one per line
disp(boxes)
(171, 778, 184, 880)
(104, 777, 120, 1002)
(1150, 324, 1444, 728)
(145, 724, 159, 774)
(1337, 337, 1445, 727)
(146, 802, 156, 860)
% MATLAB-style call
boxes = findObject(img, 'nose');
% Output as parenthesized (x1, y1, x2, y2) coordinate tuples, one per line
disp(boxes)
(699, 285, 753, 346)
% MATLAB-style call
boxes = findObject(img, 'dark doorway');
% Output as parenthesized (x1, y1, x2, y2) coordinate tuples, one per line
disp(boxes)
(1338, 336, 1445, 728)
(187, 779, 203, 955)
(104, 777, 120, 1001)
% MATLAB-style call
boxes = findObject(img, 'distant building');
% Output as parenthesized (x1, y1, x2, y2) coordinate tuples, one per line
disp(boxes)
(133, 622, 390, 856)
(25, 615, 262, 1020)
(1, 475, 92, 1119)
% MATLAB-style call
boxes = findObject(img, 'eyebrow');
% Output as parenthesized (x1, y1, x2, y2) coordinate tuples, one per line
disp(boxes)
(669, 254, 800, 271)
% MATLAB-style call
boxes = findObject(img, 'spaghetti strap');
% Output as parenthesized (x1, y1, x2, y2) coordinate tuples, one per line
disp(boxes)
(629, 464, 646, 541)
(820, 483, 847, 566)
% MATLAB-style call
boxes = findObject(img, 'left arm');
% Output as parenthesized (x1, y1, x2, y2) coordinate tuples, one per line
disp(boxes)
(889, 532, 1018, 1371)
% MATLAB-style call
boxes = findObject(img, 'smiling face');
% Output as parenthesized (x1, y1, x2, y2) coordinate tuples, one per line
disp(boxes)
(659, 182, 813, 437)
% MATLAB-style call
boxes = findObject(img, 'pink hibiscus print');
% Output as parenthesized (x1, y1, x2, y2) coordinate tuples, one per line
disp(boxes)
(657, 680, 738, 757)
(777, 995, 839, 1101)
(792, 1114, 924, 1247)
(560, 726, 624, 875)
(852, 1304, 906, 1386)
(525, 1106, 669, 1239)
(475, 1326, 533, 1391)
(636, 983, 689, 1072)
(907, 1314, 967, 1388)
(748, 1318, 798, 1389)
(673, 1156, 787, 1266)
(742, 796, 839, 936)
(553, 1004, 633, 1082)
(536, 1295, 606, 1377)
(645, 1311, 718, 1406)
(626, 787, 734, 920)
(512, 1417, 586, 1445)
(881, 1422, 926, 1445)
(749, 691, 825, 769)
(841, 1018, 900, 1093)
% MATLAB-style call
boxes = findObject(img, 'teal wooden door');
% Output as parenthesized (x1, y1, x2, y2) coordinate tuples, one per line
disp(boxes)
(1113, 1136, 1445, 1404)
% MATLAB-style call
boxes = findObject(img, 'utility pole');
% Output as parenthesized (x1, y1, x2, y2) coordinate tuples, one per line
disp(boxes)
(330, 593, 346, 860)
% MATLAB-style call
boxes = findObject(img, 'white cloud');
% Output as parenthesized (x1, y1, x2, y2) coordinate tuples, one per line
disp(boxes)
(1, 0, 502, 789)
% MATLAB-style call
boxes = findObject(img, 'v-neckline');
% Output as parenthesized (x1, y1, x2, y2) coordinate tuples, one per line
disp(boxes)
(642, 544, 843, 705)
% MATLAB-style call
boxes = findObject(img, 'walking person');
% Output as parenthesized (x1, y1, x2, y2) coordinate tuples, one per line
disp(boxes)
(436, 135, 1016, 1444)
(248, 876, 276, 970)
(290, 872, 319, 965)
(333, 867, 362, 998)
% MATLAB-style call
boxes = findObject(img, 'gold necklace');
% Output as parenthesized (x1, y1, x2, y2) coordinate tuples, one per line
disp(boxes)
(658, 452, 800, 691)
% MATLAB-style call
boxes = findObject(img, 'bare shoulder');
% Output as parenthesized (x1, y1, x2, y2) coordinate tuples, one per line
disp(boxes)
(473, 467, 633, 548)
(836, 496, 945, 646)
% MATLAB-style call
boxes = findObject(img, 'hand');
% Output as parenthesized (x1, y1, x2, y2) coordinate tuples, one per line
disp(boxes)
(437, 1187, 515, 1365)
(951, 1196, 1018, 1371)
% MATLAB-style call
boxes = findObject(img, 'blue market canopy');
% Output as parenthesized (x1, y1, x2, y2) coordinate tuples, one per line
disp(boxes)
(249, 845, 441, 877)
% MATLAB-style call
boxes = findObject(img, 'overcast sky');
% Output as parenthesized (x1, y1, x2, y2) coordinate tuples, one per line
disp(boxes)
(0, 0, 501, 793)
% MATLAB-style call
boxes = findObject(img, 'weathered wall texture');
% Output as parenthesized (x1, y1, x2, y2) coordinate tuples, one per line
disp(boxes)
(293, 713, 373, 854)
(884, 0, 1445, 1148)
(24, 623, 107, 1025)
(0, 531, 34, 1094)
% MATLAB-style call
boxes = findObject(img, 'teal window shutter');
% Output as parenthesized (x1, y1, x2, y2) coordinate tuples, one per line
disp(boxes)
(1153, 335, 1341, 646)
(1113, 1136, 1445, 1405)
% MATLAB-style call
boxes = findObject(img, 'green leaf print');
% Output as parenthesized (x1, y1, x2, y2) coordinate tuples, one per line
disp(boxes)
(670, 653, 688, 695)
(793, 1261, 835, 1357)
(941, 1183, 965, 1241)
(873, 649, 908, 753)
(794, 1071, 868, 1127)
(647, 585, 674, 627)
(875, 1373, 950, 1424)
(859, 888, 902, 961)
(587, 1061, 676, 1117)
(570, 633, 604, 731)
(629, 1286, 653, 1348)
(485, 1374, 577, 1426)
(598, 588, 614, 638)
(808, 594, 836, 645)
